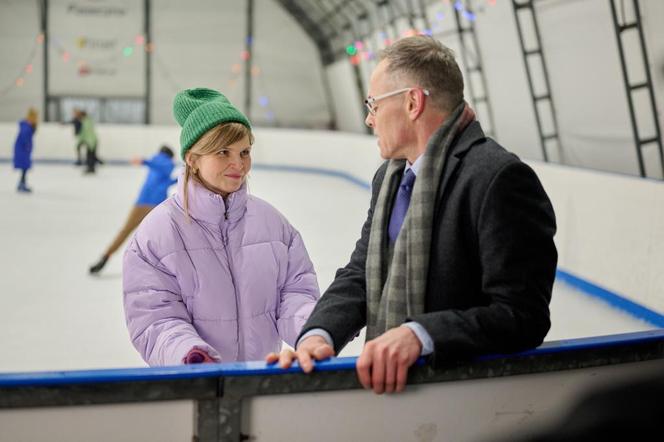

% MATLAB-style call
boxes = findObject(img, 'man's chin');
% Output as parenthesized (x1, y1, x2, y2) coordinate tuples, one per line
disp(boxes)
(378, 146, 392, 160)
(376, 142, 387, 159)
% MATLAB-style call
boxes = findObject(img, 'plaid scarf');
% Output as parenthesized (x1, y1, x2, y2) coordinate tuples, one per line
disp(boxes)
(365, 102, 476, 339)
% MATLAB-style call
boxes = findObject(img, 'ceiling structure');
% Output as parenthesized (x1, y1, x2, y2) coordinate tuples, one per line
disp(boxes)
(275, 0, 434, 65)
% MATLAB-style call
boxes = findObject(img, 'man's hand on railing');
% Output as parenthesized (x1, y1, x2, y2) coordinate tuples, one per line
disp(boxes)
(265, 335, 334, 373)
(356, 326, 422, 394)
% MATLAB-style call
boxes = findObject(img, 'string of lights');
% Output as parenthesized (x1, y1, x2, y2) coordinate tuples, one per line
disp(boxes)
(345, 0, 497, 65)
(0, 34, 42, 98)
(2, 0, 499, 118)
(223, 38, 275, 123)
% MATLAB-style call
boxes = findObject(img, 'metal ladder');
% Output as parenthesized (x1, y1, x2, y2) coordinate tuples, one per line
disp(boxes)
(453, 0, 496, 138)
(609, 0, 663, 178)
(512, 0, 561, 162)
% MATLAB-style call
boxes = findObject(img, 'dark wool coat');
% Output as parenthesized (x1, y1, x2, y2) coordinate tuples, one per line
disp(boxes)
(299, 121, 557, 367)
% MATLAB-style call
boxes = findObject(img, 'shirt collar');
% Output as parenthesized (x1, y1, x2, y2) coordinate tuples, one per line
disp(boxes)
(404, 154, 423, 177)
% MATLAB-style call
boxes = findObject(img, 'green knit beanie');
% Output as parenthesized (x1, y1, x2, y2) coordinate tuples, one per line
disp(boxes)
(173, 88, 251, 159)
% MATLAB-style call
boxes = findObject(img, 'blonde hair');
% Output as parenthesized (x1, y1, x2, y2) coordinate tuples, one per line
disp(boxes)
(183, 122, 254, 218)
(26, 107, 38, 129)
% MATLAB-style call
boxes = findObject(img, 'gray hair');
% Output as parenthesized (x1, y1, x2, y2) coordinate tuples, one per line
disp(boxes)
(378, 36, 464, 113)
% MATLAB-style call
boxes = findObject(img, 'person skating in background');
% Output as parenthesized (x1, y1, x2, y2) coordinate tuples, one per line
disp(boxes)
(13, 108, 38, 193)
(78, 110, 99, 174)
(68, 108, 84, 165)
(123, 88, 319, 365)
(89, 145, 178, 274)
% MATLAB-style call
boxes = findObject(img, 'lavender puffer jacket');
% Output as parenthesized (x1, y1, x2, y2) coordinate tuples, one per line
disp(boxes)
(123, 176, 320, 366)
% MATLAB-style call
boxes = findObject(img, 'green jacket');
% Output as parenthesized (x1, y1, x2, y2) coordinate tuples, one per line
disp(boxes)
(78, 116, 97, 149)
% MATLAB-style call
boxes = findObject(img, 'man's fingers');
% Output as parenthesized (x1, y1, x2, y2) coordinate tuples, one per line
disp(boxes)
(371, 348, 386, 394)
(356, 349, 373, 389)
(356, 328, 421, 394)
(395, 360, 409, 393)
(384, 355, 397, 394)
(298, 350, 314, 373)
(313, 344, 334, 360)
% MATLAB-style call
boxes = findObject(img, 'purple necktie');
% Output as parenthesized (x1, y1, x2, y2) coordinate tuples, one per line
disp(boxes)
(388, 169, 416, 243)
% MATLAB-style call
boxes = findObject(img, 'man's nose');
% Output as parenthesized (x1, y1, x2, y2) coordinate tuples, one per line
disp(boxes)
(365, 113, 374, 128)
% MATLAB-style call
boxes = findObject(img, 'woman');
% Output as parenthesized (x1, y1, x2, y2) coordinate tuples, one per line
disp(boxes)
(13, 108, 38, 193)
(123, 88, 319, 365)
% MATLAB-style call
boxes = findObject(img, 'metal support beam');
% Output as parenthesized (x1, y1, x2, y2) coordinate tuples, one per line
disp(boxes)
(404, 0, 417, 28)
(511, 0, 562, 162)
(144, 0, 151, 124)
(375, 0, 398, 40)
(417, 0, 431, 30)
(244, 0, 254, 120)
(609, 0, 664, 178)
(39, 0, 49, 121)
(313, 0, 356, 29)
(453, 0, 496, 138)
(338, 11, 371, 135)
(276, 0, 335, 65)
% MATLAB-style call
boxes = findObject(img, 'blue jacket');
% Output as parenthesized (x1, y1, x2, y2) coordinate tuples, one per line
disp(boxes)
(13, 120, 35, 170)
(135, 152, 177, 206)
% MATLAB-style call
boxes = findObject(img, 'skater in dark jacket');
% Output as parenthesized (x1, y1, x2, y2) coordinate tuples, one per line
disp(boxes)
(67, 108, 84, 165)
(13, 108, 38, 193)
(89, 145, 178, 274)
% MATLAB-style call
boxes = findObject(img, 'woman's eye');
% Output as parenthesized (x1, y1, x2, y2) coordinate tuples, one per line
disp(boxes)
(241, 150, 250, 157)
(218, 150, 228, 156)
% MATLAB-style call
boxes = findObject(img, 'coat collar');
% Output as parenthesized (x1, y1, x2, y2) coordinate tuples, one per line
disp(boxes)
(446, 120, 486, 160)
(435, 120, 487, 210)
(174, 173, 248, 226)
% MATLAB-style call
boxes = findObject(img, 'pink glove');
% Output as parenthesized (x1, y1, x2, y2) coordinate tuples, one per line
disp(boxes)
(184, 348, 216, 364)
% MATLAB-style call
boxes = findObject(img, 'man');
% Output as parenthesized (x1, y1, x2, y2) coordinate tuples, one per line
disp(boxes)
(268, 36, 557, 394)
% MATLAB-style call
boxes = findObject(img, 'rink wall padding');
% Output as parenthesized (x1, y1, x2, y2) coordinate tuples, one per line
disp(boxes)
(1, 330, 664, 441)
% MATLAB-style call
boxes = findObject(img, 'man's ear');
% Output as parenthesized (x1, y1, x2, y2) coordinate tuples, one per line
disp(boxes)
(408, 89, 426, 120)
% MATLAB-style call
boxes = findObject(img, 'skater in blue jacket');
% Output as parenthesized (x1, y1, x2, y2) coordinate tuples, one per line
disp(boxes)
(13, 108, 38, 193)
(89, 145, 178, 274)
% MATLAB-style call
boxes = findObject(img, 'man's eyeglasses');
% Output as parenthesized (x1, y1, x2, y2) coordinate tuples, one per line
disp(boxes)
(364, 87, 430, 115)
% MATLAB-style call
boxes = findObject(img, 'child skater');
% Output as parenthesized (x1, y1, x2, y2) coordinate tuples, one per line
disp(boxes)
(89, 145, 178, 274)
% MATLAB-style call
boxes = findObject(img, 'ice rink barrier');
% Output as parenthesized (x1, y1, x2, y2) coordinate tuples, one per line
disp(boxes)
(1, 329, 664, 441)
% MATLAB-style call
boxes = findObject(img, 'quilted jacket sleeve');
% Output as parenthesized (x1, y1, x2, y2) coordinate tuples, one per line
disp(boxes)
(123, 237, 220, 366)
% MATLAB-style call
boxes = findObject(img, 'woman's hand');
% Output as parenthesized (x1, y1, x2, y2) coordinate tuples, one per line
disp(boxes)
(184, 348, 216, 364)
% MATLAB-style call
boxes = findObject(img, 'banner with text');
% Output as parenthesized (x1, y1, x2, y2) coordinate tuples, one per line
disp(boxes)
(48, 0, 145, 96)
